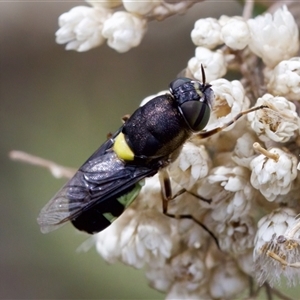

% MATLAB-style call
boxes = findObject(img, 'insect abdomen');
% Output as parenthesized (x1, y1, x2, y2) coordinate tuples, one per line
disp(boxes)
(71, 182, 143, 234)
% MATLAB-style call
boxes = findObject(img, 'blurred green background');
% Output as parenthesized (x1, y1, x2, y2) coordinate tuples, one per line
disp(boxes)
(2, 1, 282, 299)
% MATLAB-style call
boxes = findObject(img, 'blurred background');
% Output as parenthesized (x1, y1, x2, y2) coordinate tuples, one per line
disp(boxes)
(2, 1, 292, 299)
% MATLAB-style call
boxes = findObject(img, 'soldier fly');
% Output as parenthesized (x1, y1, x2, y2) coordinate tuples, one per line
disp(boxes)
(37, 67, 266, 235)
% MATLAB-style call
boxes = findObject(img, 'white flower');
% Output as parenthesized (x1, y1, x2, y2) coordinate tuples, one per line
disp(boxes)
(102, 11, 147, 53)
(191, 18, 222, 49)
(145, 219, 213, 297)
(254, 208, 298, 285)
(267, 58, 300, 101)
(247, 5, 299, 68)
(221, 17, 250, 50)
(85, 0, 121, 9)
(169, 249, 208, 291)
(95, 207, 173, 268)
(232, 132, 258, 168)
(55, 6, 111, 52)
(187, 47, 227, 82)
(168, 142, 212, 190)
(250, 147, 298, 202)
(123, 0, 160, 15)
(198, 166, 254, 223)
(215, 216, 256, 254)
(218, 15, 231, 27)
(147, 242, 212, 298)
(248, 94, 300, 143)
(145, 264, 172, 292)
(179, 221, 212, 250)
(209, 260, 248, 299)
(205, 78, 250, 132)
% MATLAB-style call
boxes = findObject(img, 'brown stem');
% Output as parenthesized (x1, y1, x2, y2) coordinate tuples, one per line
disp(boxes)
(243, 0, 254, 20)
(9, 150, 75, 179)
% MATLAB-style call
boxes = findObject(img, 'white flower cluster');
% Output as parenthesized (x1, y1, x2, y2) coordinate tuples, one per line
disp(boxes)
(89, 4, 300, 298)
(55, 0, 202, 53)
(187, 5, 299, 82)
(53, 2, 300, 299)
(247, 6, 299, 68)
(55, 5, 146, 53)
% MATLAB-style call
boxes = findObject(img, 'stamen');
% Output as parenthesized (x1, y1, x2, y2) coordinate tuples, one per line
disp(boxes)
(253, 142, 279, 162)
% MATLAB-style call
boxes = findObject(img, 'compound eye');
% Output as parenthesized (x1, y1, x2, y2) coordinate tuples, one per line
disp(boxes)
(180, 100, 210, 131)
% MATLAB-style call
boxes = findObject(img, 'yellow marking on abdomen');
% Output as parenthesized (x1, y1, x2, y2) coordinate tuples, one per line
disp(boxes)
(113, 132, 134, 161)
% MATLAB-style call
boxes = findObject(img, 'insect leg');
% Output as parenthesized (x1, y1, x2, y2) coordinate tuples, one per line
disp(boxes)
(158, 169, 220, 248)
(196, 105, 268, 139)
(158, 169, 186, 214)
(121, 114, 131, 123)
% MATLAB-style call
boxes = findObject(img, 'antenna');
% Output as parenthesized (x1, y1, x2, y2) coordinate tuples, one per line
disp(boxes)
(201, 64, 206, 85)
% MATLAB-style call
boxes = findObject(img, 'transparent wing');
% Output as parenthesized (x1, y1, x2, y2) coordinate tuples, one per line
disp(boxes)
(37, 145, 157, 233)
